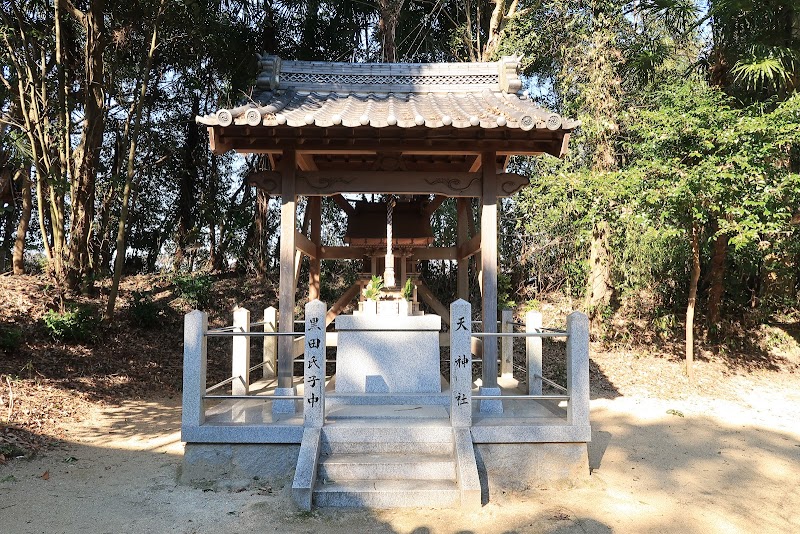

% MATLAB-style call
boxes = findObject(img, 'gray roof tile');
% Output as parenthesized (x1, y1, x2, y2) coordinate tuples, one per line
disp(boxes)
(196, 56, 579, 132)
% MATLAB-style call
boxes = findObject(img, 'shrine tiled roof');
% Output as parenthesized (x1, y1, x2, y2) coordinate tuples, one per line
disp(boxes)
(196, 56, 579, 132)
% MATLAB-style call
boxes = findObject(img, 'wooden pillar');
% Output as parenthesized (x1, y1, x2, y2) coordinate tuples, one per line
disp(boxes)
(481, 151, 498, 388)
(308, 196, 321, 301)
(278, 150, 297, 389)
(457, 198, 469, 300)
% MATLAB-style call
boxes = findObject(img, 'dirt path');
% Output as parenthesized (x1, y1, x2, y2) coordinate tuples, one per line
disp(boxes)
(2, 385, 799, 534)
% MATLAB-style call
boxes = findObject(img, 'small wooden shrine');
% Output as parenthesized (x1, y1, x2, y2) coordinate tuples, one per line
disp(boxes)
(196, 55, 579, 393)
(186, 56, 589, 509)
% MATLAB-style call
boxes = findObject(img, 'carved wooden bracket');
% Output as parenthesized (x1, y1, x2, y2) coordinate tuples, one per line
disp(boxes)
(247, 170, 529, 197)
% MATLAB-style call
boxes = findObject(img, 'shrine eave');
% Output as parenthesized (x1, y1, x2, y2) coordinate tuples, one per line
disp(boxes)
(207, 124, 573, 158)
(196, 55, 579, 159)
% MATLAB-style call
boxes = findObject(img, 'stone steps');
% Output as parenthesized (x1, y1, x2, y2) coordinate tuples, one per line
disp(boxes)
(318, 452, 457, 481)
(313, 479, 461, 508)
(292, 424, 480, 510)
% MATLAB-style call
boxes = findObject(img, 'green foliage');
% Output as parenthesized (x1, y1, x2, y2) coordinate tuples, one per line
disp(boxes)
(401, 278, 414, 301)
(173, 273, 214, 309)
(127, 291, 161, 328)
(0, 324, 23, 351)
(43, 306, 98, 343)
(522, 300, 541, 313)
(363, 276, 384, 301)
(498, 273, 516, 309)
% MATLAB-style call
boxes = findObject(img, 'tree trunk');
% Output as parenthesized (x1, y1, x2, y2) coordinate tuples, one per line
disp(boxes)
(12, 169, 32, 274)
(174, 95, 201, 272)
(0, 192, 13, 272)
(65, 1, 106, 290)
(481, 0, 520, 61)
(707, 228, 728, 326)
(378, 0, 404, 62)
(586, 220, 614, 315)
(253, 189, 271, 279)
(686, 222, 701, 384)
(106, 0, 165, 318)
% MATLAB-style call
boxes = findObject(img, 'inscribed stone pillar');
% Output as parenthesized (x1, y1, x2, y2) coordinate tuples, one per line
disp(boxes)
(450, 299, 472, 427)
(303, 299, 326, 427)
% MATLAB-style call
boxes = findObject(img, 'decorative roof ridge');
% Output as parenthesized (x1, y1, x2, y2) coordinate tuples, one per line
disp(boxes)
(254, 54, 523, 94)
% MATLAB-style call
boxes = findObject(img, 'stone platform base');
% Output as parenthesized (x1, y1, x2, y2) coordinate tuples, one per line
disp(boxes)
(179, 441, 589, 501)
(474, 442, 589, 498)
(179, 443, 299, 490)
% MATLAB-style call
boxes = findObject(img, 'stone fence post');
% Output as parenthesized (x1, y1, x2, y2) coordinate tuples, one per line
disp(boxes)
(501, 309, 513, 379)
(526, 310, 543, 395)
(182, 310, 208, 435)
(303, 299, 326, 427)
(566, 311, 590, 427)
(263, 306, 277, 379)
(232, 307, 250, 395)
(450, 299, 472, 427)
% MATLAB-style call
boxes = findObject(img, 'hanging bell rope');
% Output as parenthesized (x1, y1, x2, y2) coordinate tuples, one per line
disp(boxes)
(383, 195, 397, 288)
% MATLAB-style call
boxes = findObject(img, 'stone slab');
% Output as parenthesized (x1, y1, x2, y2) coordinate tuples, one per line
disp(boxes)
(313, 479, 460, 508)
(326, 393, 450, 406)
(453, 428, 481, 509)
(326, 404, 449, 420)
(335, 314, 441, 330)
(292, 428, 322, 510)
(182, 424, 304, 444)
(180, 443, 299, 488)
(470, 424, 591, 443)
(318, 452, 456, 481)
(335, 314, 442, 394)
(474, 442, 589, 495)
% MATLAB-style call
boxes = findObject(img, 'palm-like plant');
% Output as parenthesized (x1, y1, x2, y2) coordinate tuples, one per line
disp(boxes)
(637, 0, 799, 99)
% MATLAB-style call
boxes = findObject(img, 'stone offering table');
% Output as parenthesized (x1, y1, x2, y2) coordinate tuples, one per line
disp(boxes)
(334, 314, 442, 393)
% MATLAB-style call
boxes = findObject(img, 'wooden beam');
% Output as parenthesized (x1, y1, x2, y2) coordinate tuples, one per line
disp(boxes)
(414, 247, 458, 260)
(331, 193, 355, 216)
(295, 230, 317, 259)
(458, 233, 481, 260)
(278, 150, 297, 389)
(415, 281, 451, 326)
(294, 205, 311, 289)
(481, 150, 499, 388)
(468, 154, 482, 172)
(457, 198, 469, 300)
(318, 246, 458, 261)
(308, 196, 321, 301)
(213, 127, 568, 157)
(423, 195, 448, 216)
(319, 246, 368, 260)
(208, 127, 231, 155)
(247, 170, 528, 197)
(326, 282, 361, 326)
(296, 152, 318, 171)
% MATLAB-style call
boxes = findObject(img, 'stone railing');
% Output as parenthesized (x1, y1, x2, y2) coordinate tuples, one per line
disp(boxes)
(448, 299, 590, 428)
(181, 300, 327, 437)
